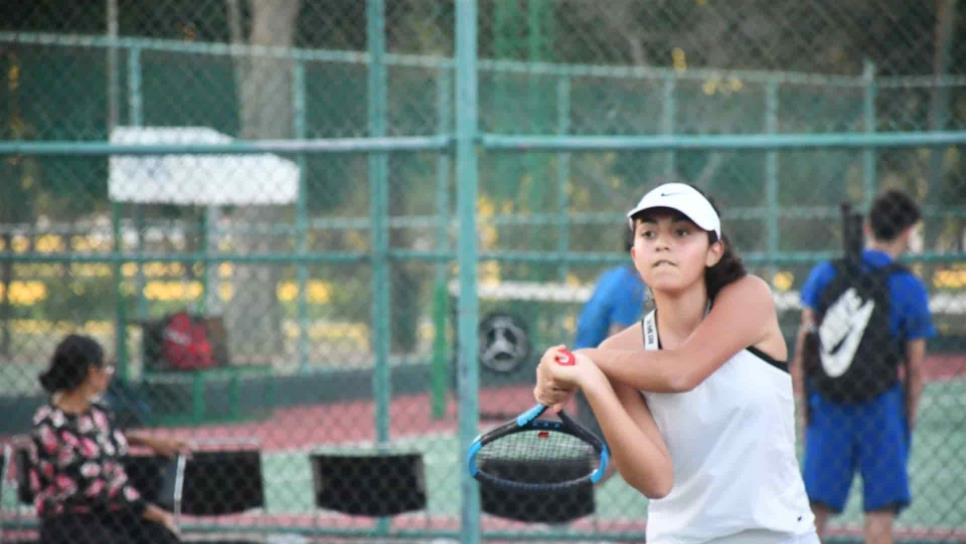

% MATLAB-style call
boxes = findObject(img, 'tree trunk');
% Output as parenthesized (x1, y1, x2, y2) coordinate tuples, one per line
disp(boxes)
(927, 0, 956, 245)
(225, 0, 301, 365)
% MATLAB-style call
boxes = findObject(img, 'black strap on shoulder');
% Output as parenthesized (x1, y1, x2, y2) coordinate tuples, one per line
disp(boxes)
(833, 256, 907, 278)
(746, 346, 789, 374)
(876, 261, 908, 277)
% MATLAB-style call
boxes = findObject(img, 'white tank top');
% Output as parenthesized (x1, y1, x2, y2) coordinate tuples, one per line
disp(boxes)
(640, 311, 815, 544)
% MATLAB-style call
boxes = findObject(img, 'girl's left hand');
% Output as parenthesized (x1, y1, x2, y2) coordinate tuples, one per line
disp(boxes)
(534, 345, 600, 410)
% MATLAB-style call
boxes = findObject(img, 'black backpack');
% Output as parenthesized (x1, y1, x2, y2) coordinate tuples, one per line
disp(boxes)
(803, 259, 907, 403)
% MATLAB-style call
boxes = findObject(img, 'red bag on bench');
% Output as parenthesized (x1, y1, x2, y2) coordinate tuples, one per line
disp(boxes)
(161, 311, 216, 370)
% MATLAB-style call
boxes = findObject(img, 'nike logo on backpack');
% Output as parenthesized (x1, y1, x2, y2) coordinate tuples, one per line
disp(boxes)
(818, 287, 874, 378)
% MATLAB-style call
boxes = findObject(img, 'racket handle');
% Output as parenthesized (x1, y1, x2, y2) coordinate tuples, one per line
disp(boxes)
(555, 349, 575, 366)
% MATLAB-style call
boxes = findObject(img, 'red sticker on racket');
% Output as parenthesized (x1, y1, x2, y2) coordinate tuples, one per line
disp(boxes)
(555, 350, 575, 366)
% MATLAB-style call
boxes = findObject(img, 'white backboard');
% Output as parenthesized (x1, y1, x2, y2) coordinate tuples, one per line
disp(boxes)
(108, 126, 299, 206)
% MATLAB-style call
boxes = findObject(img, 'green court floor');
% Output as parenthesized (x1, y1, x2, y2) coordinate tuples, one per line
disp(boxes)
(261, 379, 966, 532)
(3, 380, 963, 540)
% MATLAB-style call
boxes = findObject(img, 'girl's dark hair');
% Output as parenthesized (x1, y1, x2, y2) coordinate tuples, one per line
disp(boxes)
(690, 185, 746, 303)
(705, 232, 746, 303)
(631, 183, 746, 303)
(38, 334, 105, 394)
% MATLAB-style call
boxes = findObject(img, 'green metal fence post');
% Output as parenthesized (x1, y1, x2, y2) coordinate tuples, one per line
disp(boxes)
(765, 80, 779, 277)
(556, 75, 570, 281)
(127, 47, 148, 367)
(431, 67, 452, 420)
(112, 201, 128, 383)
(367, 0, 391, 449)
(113, 46, 144, 383)
(367, 0, 391, 534)
(198, 211, 208, 315)
(456, 0, 481, 542)
(662, 75, 677, 177)
(863, 61, 877, 209)
(525, 0, 552, 267)
(293, 59, 310, 372)
(127, 47, 142, 127)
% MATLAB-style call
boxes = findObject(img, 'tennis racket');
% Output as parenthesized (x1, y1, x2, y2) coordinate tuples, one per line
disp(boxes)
(841, 202, 864, 265)
(466, 350, 610, 492)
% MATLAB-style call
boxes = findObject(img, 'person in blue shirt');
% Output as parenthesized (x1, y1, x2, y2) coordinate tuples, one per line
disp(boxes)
(573, 225, 646, 435)
(791, 189, 936, 544)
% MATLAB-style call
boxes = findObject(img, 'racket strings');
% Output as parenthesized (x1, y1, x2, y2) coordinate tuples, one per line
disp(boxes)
(476, 430, 598, 485)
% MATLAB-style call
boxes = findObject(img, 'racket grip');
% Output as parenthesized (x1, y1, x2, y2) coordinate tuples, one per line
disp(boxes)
(555, 349, 575, 366)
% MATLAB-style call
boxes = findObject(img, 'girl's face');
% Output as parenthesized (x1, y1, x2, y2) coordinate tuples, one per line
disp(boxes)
(631, 211, 723, 294)
(85, 360, 115, 396)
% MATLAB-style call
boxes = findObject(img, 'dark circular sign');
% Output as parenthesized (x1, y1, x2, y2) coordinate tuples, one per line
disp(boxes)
(478, 312, 531, 374)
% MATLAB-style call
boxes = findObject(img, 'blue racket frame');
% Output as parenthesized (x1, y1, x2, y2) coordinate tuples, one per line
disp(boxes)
(466, 404, 610, 492)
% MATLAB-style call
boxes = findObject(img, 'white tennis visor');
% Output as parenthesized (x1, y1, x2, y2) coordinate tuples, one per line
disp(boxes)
(626, 182, 721, 239)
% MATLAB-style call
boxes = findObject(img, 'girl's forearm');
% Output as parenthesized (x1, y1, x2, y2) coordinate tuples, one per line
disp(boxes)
(581, 373, 672, 498)
(583, 348, 688, 392)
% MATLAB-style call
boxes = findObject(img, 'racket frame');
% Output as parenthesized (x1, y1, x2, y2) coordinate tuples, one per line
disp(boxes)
(467, 403, 610, 492)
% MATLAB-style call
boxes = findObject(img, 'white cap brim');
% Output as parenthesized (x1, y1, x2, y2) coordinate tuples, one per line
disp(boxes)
(626, 183, 721, 239)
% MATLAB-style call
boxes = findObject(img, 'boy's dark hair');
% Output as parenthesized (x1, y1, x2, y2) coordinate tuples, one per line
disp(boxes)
(629, 183, 746, 303)
(869, 189, 921, 242)
(39, 334, 105, 394)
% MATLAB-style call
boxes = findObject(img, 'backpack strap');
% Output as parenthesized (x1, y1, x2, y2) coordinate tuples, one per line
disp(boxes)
(875, 261, 908, 278)
(832, 257, 907, 281)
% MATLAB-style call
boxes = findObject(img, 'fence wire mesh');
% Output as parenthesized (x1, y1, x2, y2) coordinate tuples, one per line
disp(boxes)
(1, 1, 964, 543)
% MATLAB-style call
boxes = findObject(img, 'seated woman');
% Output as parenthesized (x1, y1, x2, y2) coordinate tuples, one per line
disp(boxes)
(30, 334, 187, 544)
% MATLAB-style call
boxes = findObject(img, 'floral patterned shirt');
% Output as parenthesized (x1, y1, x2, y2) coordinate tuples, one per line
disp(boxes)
(29, 401, 146, 518)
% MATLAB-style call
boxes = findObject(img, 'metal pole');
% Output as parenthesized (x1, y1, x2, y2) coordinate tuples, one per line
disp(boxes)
(106, 0, 119, 131)
(927, 0, 956, 248)
(456, 1, 481, 542)
(202, 206, 220, 316)
(293, 59, 310, 372)
(862, 61, 877, 209)
(556, 76, 570, 281)
(127, 48, 149, 327)
(431, 68, 452, 419)
(367, 0, 391, 446)
(765, 80, 779, 278)
(113, 45, 141, 384)
(367, 1, 391, 534)
(198, 210, 208, 316)
(127, 47, 142, 126)
(662, 75, 676, 177)
(112, 202, 128, 382)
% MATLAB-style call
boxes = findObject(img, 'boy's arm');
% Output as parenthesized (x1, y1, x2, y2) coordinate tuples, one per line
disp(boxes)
(904, 338, 926, 432)
(789, 309, 814, 400)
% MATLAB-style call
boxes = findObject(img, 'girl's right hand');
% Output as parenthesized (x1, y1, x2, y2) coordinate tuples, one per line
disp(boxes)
(159, 510, 179, 538)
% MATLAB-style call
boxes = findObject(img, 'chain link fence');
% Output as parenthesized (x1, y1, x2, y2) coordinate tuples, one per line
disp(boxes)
(0, 1, 964, 543)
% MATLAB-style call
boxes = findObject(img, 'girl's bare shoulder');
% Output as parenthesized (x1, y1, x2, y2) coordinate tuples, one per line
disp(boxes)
(599, 321, 645, 350)
(718, 274, 775, 307)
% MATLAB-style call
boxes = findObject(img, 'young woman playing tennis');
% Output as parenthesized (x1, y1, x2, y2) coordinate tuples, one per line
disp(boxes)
(535, 182, 818, 544)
